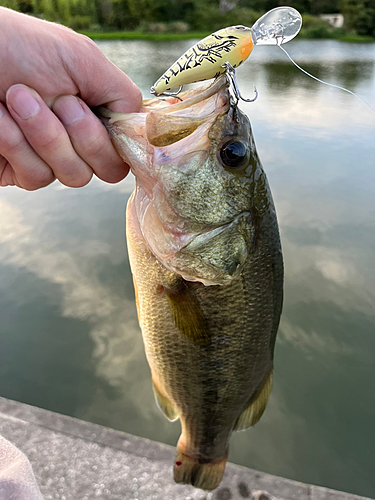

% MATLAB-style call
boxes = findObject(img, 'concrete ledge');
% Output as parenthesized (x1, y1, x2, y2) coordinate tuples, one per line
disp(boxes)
(0, 397, 370, 500)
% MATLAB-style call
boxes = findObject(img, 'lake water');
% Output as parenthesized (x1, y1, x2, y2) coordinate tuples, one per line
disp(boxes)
(0, 39, 374, 498)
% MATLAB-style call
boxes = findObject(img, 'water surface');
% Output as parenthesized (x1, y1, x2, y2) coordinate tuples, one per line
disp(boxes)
(0, 40, 374, 498)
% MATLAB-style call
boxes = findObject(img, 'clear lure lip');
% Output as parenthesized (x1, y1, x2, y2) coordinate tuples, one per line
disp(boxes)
(250, 6, 302, 46)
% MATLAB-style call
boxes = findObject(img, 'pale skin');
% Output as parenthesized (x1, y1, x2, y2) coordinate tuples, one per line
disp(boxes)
(0, 7, 142, 190)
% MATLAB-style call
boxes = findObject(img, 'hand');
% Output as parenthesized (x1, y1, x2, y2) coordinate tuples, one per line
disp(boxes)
(0, 8, 142, 190)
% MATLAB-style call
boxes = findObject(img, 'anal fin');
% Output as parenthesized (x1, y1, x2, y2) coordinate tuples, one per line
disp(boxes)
(234, 370, 273, 431)
(165, 281, 210, 345)
(152, 382, 179, 421)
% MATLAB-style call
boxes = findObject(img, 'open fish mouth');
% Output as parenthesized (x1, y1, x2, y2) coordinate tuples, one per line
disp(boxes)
(97, 73, 230, 167)
(99, 74, 259, 286)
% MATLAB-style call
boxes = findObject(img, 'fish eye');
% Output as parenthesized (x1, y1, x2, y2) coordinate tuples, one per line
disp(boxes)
(219, 140, 249, 169)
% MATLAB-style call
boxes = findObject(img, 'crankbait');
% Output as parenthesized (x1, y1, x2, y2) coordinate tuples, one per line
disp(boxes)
(150, 6, 302, 97)
(151, 6, 375, 113)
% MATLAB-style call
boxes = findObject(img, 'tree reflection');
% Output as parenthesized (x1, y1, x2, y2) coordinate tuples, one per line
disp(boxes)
(262, 59, 374, 94)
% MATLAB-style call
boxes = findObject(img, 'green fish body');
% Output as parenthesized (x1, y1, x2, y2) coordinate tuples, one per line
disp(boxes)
(102, 75, 283, 490)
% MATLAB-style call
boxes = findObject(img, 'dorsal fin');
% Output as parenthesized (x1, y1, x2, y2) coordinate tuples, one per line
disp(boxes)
(234, 370, 273, 431)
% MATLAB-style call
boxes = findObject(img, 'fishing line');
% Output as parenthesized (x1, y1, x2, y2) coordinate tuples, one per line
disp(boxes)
(278, 45, 375, 114)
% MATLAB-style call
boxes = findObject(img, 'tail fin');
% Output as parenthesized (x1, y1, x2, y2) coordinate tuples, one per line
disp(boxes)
(173, 449, 227, 491)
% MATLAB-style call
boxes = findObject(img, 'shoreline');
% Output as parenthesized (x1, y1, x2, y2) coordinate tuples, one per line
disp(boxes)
(79, 30, 375, 43)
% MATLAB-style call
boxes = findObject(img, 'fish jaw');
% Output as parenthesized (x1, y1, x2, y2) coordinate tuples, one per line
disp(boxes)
(101, 76, 229, 198)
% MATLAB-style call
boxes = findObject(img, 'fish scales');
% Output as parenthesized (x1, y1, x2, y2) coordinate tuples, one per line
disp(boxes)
(101, 74, 283, 491)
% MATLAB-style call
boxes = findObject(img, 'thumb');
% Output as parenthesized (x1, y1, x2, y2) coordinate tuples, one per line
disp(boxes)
(69, 37, 143, 113)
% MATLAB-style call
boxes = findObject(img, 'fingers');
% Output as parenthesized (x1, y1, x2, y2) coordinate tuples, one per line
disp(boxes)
(52, 95, 129, 183)
(2, 84, 129, 189)
(0, 101, 55, 190)
(6, 85, 93, 188)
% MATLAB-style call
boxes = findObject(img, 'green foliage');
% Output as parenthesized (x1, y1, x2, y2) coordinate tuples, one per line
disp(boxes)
(339, 0, 364, 30)
(78, 30, 210, 39)
(356, 7, 375, 35)
(239, 0, 338, 15)
(0, 0, 20, 9)
(169, 20, 189, 32)
(140, 21, 168, 33)
(1, 0, 375, 38)
(139, 20, 190, 33)
(186, 5, 260, 31)
(69, 14, 92, 29)
(300, 13, 334, 37)
(339, 0, 375, 35)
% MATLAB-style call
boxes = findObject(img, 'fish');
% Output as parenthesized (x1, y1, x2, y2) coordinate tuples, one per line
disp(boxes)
(100, 73, 283, 491)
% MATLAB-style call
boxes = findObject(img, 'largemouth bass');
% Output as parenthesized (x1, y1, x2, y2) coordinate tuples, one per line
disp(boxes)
(101, 74, 283, 490)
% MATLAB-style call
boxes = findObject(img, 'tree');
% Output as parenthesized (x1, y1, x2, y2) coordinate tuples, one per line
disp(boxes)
(339, 0, 375, 34)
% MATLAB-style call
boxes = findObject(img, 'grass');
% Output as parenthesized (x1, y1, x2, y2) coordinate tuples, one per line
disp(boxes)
(79, 29, 375, 43)
(336, 33, 375, 42)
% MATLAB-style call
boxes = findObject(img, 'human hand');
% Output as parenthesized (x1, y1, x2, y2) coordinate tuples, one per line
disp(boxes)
(0, 8, 142, 190)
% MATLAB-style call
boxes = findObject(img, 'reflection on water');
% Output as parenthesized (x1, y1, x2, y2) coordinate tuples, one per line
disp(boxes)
(0, 40, 375, 497)
(262, 59, 374, 92)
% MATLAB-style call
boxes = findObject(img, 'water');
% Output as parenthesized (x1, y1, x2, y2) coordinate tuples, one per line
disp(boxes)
(1, 39, 374, 498)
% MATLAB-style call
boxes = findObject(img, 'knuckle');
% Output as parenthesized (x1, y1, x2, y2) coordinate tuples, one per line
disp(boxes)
(63, 174, 92, 188)
(0, 158, 15, 187)
(79, 34, 103, 57)
(23, 168, 55, 191)
(57, 163, 93, 188)
(74, 34, 104, 67)
(71, 176, 92, 188)
(81, 133, 108, 159)
(0, 130, 25, 156)
(81, 34, 99, 51)
(35, 127, 66, 152)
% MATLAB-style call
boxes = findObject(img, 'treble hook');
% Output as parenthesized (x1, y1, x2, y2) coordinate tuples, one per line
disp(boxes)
(150, 85, 183, 101)
(222, 62, 258, 103)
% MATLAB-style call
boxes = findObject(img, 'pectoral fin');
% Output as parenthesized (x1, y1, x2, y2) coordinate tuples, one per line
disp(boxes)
(152, 382, 179, 421)
(164, 282, 210, 345)
(234, 370, 273, 431)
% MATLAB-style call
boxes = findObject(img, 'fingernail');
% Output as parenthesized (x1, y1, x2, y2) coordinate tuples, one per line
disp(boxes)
(8, 86, 40, 119)
(54, 96, 85, 125)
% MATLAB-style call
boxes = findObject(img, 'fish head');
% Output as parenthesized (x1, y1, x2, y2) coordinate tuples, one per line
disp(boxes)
(102, 75, 264, 286)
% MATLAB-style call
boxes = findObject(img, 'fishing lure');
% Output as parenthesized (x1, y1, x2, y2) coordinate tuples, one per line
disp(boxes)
(151, 6, 374, 112)
(150, 6, 302, 97)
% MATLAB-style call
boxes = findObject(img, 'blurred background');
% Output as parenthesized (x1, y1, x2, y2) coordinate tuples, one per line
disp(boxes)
(0, 0, 374, 40)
